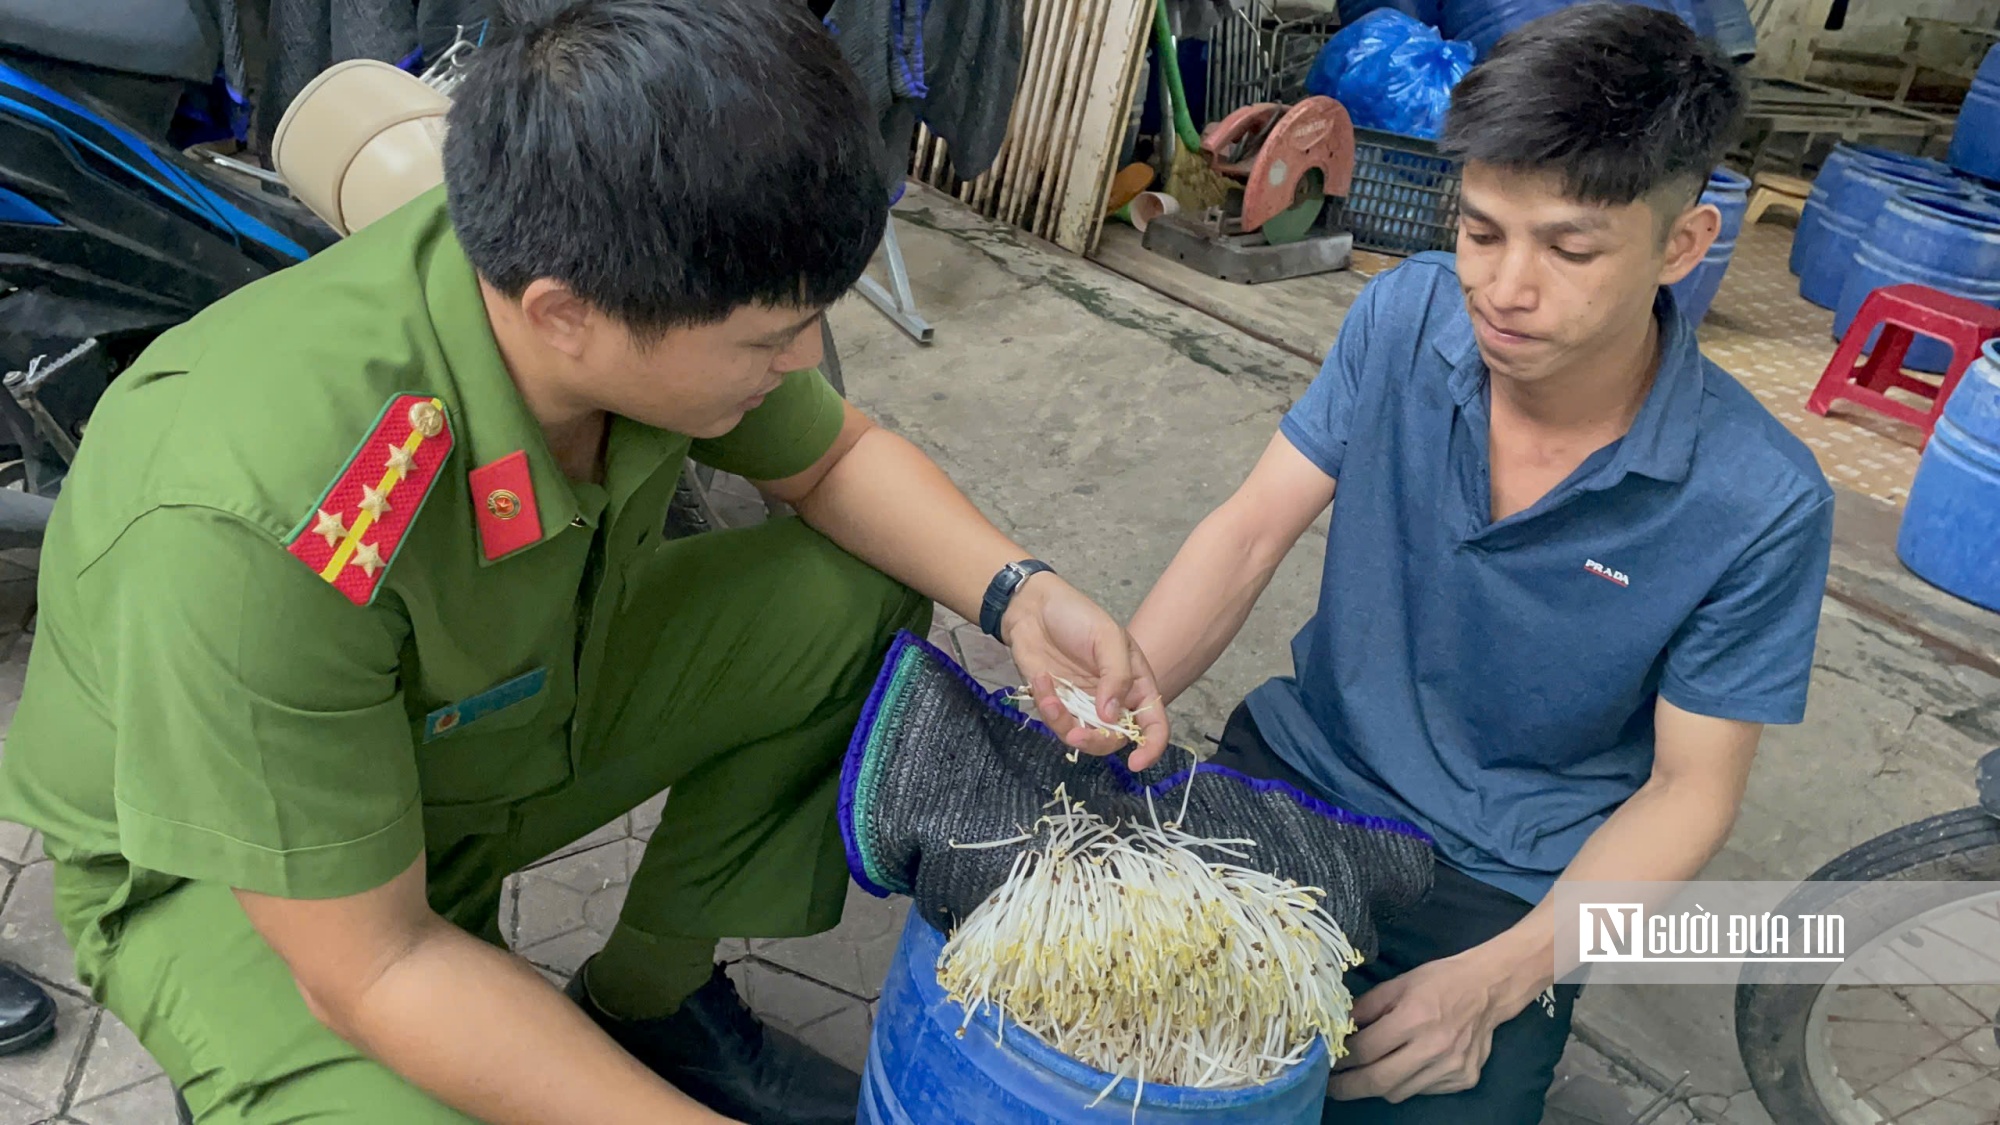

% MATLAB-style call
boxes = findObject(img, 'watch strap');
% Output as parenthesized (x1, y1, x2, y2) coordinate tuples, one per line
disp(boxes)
(979, 559, 1054, 639)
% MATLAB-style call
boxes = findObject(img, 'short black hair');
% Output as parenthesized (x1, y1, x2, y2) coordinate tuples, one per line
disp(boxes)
(443, 0, 887, 333)
(1439, 3, 1744, 208)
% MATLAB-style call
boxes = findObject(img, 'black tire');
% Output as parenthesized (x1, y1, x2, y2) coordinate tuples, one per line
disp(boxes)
(1734, 806, 2000, 1125)
(665, 318, 845, 538)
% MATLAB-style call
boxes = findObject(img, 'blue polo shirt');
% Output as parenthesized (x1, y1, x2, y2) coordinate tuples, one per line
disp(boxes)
(1246, 252, 1833, 904)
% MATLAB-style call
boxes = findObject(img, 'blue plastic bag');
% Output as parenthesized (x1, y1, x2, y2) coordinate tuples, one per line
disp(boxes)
(1306, 9, 1473, 140)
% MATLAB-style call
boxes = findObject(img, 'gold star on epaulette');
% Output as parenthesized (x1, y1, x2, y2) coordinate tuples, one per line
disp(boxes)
(312, 508, 349, 548)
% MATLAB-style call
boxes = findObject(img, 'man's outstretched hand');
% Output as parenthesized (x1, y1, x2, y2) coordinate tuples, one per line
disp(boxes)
(998, 572, 1170, 769)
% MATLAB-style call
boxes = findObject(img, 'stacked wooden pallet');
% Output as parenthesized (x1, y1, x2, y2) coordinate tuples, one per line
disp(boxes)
(910, 0, 1153, 254)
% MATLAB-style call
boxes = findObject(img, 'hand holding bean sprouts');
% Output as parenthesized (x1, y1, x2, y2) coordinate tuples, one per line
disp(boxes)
(1007, 676, 1151, 756)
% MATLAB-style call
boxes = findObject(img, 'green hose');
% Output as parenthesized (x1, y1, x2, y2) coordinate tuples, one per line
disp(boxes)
(1153, 0, 1203, 154)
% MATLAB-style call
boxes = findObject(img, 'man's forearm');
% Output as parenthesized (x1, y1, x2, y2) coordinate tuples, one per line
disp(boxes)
(1127, 506, 1286, 703)
(790, 426, 1031, 621)
(328, 921, 729, 1125)
(1473, 772, 1743, 1008)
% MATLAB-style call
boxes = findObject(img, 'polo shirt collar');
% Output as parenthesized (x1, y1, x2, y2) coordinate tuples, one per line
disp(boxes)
(1615, 288, 1704, 484)
(417, 207, 585, 560)
(1434, 288, 1704, 484)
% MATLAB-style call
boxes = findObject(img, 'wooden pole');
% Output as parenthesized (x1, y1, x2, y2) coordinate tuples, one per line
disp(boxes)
(1053, 0, 1153, 252)
(975, 0, 1046, 218)
(1005, 0, 1081, 227)
(991, 0, 1057, 224)
(1039, 0, 1113, 237)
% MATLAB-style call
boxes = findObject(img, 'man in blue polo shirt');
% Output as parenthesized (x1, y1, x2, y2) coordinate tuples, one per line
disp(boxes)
(1126, 6, 1832, 1122)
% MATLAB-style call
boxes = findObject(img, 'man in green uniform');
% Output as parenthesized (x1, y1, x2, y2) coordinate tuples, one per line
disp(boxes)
(0, 3, 1169, 1123)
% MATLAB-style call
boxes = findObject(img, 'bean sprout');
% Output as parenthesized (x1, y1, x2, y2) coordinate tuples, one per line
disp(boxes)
(937, 786, 1362, 1105)
(1007, 677, 1150, 751)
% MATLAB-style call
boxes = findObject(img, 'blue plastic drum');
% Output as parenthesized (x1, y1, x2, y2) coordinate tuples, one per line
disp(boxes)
(1898, 337, 2000, 612)
(1799, 161, 1962, 309)
(860, 910, 1333, 1124)
(1948, 44, 2000, 184)
(1792, 144, 1951, 278)
(1834, 193, 2000, 373)
(1669, 167, 1752, 326)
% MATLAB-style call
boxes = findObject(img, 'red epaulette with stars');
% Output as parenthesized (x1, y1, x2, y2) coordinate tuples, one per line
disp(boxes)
(286, 393, 454, 606)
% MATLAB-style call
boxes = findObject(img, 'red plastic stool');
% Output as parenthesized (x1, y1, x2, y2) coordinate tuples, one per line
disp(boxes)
(1806, 283, 2000, 447)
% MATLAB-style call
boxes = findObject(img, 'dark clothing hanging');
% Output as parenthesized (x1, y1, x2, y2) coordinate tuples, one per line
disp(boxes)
(215, 0, 485, 152)
(827, 0, 1023, 180)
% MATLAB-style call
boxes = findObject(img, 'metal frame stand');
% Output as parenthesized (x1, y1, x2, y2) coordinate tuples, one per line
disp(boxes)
(855, 217, 935, 345)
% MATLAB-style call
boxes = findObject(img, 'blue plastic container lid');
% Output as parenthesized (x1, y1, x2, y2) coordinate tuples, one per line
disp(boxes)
(1855, 163, 1961, 191)
(1705, 167, 1752, 192)
(1847, 144, 1941, 170)
(1891, 192, 2000, 233)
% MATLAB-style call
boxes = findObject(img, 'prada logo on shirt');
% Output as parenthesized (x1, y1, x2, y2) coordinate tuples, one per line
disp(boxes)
(1584, 559, 1631, 588)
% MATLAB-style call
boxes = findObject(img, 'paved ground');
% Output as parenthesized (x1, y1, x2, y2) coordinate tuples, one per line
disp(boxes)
(0, 189, 1993, 1123)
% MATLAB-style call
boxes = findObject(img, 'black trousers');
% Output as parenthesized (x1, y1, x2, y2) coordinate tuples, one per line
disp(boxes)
(1209, 704, 1580, 1125)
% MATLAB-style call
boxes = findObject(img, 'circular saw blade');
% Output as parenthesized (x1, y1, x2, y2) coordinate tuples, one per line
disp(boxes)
(1260, 185, 1325, 245)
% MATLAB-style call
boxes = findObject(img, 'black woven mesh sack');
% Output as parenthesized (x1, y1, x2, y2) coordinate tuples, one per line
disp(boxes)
(838, 632, 1436, 959)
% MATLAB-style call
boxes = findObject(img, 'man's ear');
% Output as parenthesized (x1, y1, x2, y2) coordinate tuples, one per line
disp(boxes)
(1657, 202, 1720, 287)
(518, 279, 595, 360)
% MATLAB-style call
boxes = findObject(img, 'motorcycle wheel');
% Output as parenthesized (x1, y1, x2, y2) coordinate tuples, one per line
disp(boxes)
(1734, 806, 2000, 1125)
(665, 317, 845, 538)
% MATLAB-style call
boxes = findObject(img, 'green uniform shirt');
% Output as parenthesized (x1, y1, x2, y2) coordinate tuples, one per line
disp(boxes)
(0, 189, 845, 969)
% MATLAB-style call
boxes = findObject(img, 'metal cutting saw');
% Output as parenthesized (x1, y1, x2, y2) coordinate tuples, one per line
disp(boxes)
(1142, 95, 1358, 284)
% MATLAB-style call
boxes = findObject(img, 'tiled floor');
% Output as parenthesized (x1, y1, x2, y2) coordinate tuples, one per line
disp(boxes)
(1696, 222, 1925, 505)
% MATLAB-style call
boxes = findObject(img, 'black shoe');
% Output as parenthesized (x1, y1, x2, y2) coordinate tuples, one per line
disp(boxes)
(0, 964, 54, 1056)
(565, 961, 859, 1125)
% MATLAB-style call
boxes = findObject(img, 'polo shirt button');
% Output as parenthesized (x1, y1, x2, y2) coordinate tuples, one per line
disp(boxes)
(570, 516, 586, 528)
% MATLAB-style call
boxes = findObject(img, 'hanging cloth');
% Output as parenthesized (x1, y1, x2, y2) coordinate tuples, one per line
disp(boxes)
(828, 0, 1024, 181)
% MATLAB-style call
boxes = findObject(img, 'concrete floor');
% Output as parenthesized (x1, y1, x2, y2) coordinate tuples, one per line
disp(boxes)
(0, 189, 1993, 1123)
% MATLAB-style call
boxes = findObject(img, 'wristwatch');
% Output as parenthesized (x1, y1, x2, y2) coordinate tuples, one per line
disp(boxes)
(980, 559, 1055, 640)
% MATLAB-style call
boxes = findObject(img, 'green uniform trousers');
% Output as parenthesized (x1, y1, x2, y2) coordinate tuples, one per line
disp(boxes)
(58, 518, 928, 1122)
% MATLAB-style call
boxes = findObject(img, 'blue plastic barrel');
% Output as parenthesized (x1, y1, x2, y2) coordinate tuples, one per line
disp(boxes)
(1949, 45, 2000, 184)
(860, 910, 1332, 1123)
(1439, 0, 1569, 57)
(1669, 167, 1752, 326)
(1705, 0, 1756, 60)
(1798, 162, 1963, 309)
(1897, 337, 2000, 612)
(1792, 145, 1952, 277)
(1440, 0, 1735, 59)
(1338, 0, 1443, 24)
(1833, 193, 2000, 373)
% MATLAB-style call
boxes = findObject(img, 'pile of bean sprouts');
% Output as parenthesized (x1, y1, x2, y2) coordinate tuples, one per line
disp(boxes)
(936, 781, 1362, 1102)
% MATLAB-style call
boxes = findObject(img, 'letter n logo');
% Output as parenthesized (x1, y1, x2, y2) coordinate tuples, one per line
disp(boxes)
(1580, 903, 1645, 961)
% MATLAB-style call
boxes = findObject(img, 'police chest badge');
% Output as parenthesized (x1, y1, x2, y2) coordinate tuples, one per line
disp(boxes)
(423, 667, 550, 743)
